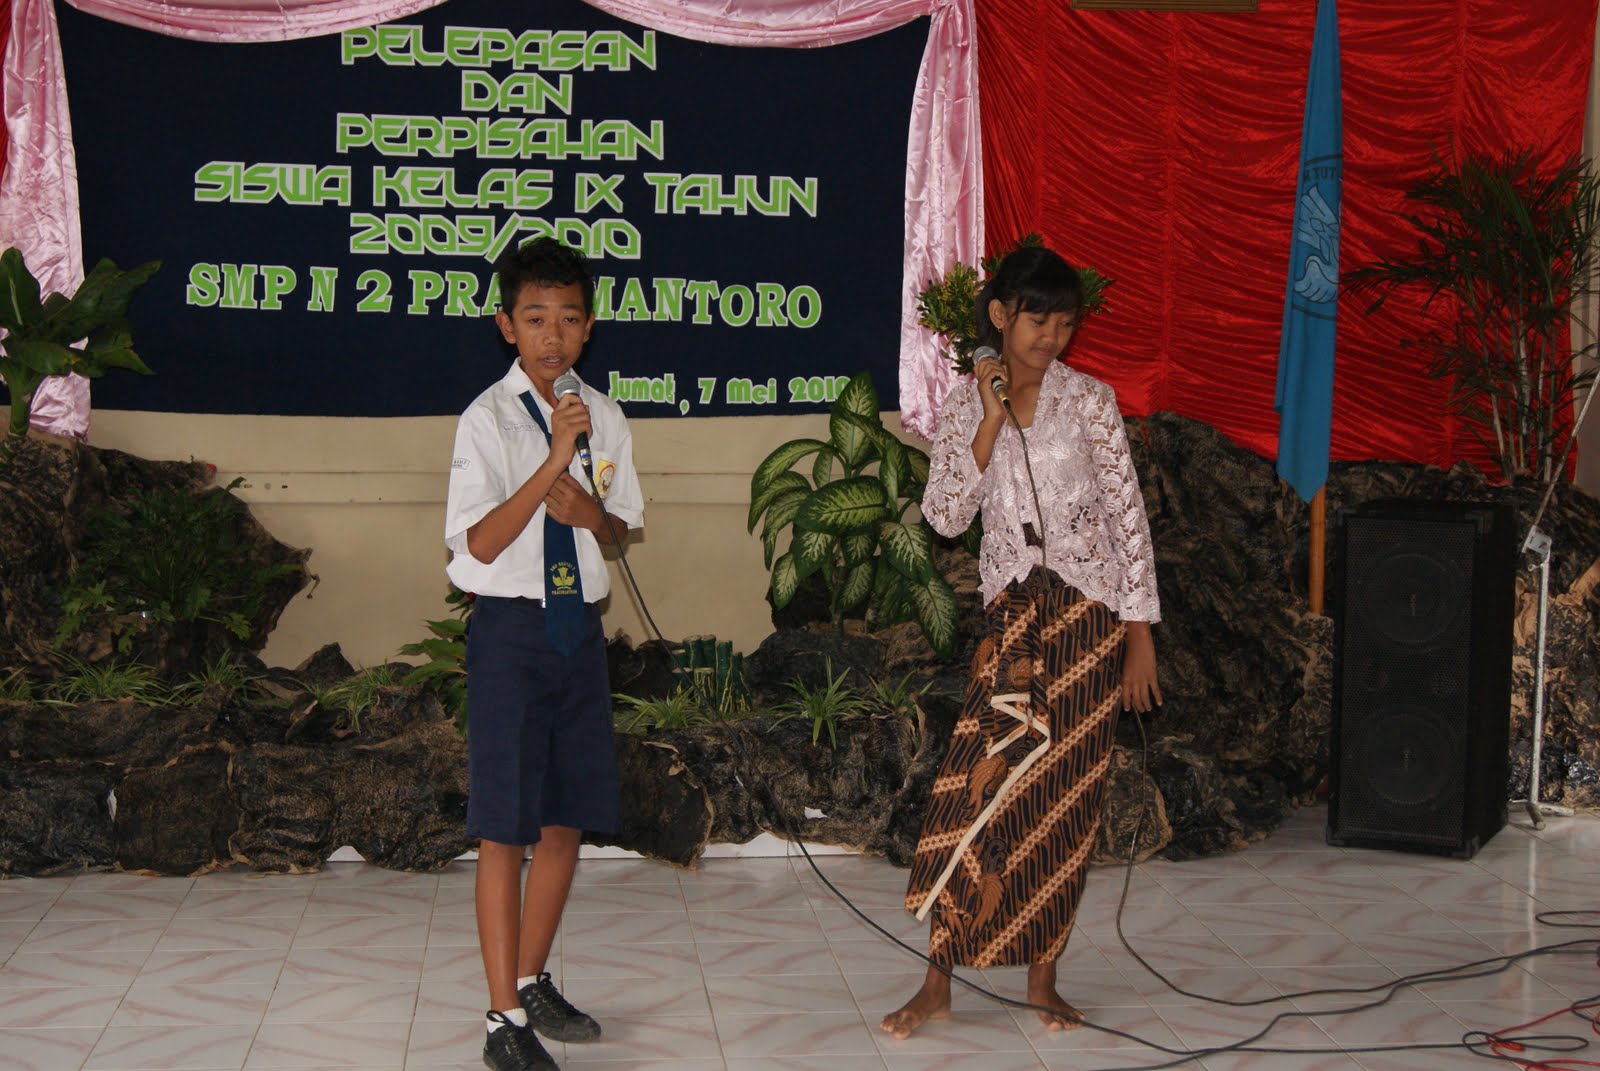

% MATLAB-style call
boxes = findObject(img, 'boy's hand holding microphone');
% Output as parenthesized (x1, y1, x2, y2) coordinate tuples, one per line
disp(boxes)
(544, 372, 602, 533)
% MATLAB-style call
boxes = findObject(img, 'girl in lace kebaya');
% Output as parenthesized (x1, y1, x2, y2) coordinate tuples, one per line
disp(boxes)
(881, 245, 1161, 1040)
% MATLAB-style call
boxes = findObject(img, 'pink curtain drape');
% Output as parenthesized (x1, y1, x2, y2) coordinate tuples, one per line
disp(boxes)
(2, 0, 87, 432)
(0, 0, 979, 437)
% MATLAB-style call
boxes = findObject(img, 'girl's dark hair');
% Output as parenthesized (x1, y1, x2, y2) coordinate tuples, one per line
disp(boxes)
(495, 237, 594, 314)
(974, 245, 1083, 352)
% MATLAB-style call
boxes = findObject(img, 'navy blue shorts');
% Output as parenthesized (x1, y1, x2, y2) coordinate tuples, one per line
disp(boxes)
(464, 595, 619, 845)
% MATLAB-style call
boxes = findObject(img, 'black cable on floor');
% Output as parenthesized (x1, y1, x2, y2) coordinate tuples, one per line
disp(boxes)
(588, 454, 1600, 1069)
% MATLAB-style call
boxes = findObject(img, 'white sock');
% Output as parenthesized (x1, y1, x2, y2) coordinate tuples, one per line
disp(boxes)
(517, 973, 542, 990)
(486, 1008, 528, 1034)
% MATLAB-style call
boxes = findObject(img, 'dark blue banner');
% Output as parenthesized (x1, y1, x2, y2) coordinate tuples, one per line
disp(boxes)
(57, 1, 923, 417)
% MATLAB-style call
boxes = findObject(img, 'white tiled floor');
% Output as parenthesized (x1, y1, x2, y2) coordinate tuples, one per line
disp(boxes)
(0, 804, 1596, 1070)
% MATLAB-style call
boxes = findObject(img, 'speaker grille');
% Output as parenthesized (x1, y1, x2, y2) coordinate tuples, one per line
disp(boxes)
(1358, 546, 1469, 648)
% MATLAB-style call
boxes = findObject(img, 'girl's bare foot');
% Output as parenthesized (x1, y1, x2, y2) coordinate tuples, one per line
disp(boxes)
(879, 968, 952, 1039)
(1026, 961, 1082, 1031)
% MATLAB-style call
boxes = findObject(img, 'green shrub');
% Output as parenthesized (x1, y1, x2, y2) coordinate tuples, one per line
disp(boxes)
(311, 664, 401, 734)
(749, 371, 961, 659)
(48, 658, 165, 705)
(613, 687, 714, 734)
(0, 668, 37, 702)
(399, 587, 472, 734)
(864, 670, 932, 721)
(0, 248, 159, 471)
(770, 660, 867, 747)
(167, 651, 265, 705)
(54, 477, 301, 659)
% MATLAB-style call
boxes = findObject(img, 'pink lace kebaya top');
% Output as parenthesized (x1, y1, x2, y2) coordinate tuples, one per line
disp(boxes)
(922, 360, 1161, 622)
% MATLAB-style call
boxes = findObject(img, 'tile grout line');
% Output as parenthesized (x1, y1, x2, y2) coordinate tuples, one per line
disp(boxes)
(0, 809, 1589, 1071)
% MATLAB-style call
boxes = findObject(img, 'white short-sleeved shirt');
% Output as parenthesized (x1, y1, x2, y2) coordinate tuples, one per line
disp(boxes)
(445, 361, 644, 601)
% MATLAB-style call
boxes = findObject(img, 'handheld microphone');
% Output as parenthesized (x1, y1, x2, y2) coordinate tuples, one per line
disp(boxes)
(551, 371, 595, 486)
(972, 345, 1010, 409)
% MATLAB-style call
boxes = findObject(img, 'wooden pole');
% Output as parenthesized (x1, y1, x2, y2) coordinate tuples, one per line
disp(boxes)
(1309, 485, 1327, 614)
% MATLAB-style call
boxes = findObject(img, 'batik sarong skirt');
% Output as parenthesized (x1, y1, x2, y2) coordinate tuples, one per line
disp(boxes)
(904, 567, 1125, 968)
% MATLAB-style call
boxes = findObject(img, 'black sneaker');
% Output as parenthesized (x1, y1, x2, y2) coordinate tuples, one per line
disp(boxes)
(482, 1010, 557, 1071)
(518, 972, 601, 1042)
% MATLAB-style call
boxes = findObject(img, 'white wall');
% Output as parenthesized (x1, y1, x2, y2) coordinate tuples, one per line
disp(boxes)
(88, 409, 910, 670)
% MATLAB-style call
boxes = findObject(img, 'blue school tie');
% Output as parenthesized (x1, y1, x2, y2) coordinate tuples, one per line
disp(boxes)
(518, 390, 587, 655)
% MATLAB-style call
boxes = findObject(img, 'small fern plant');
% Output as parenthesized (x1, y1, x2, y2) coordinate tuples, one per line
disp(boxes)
(770, 660, 867, 747)
(398, 586, 473, 734)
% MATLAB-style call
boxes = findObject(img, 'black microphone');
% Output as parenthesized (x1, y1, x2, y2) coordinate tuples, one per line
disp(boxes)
(551, 371, 596, 486)
(972, 345, 1010, 409)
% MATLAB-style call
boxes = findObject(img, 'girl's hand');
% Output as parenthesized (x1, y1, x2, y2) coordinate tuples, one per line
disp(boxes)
(973, 353, 1008, 423)
(1121, 621, 1161, 713)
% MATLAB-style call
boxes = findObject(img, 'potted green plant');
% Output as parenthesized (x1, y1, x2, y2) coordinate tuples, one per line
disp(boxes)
(0, 247, 160, 469)
(748, 371, 960, 659)
(1348, 151, 1599, 484)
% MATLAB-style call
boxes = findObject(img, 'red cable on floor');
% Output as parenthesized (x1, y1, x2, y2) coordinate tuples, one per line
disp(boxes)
(1486, 997, 1600, 1071)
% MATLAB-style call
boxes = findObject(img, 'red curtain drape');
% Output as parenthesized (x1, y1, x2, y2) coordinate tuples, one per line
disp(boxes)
(4, 1, 1594, 470)
(978, 0, 1597, 473)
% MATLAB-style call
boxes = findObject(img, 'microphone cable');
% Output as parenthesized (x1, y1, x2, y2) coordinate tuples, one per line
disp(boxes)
(990, 393, 1600, 1069)
(578, 402, 1600, 1069)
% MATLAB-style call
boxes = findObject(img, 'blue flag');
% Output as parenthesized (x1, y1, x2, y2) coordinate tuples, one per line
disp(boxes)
(1275, 0, 1342, 502)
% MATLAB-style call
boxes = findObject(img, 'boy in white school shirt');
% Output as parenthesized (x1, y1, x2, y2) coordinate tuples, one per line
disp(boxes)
(443, 237, 643, 1071)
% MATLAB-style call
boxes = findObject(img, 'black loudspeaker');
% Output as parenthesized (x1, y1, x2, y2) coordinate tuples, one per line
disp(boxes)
(1327, 499, 1517, 858)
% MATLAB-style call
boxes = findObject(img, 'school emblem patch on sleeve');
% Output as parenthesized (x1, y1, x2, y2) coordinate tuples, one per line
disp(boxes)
(594, 459, 616, 499)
